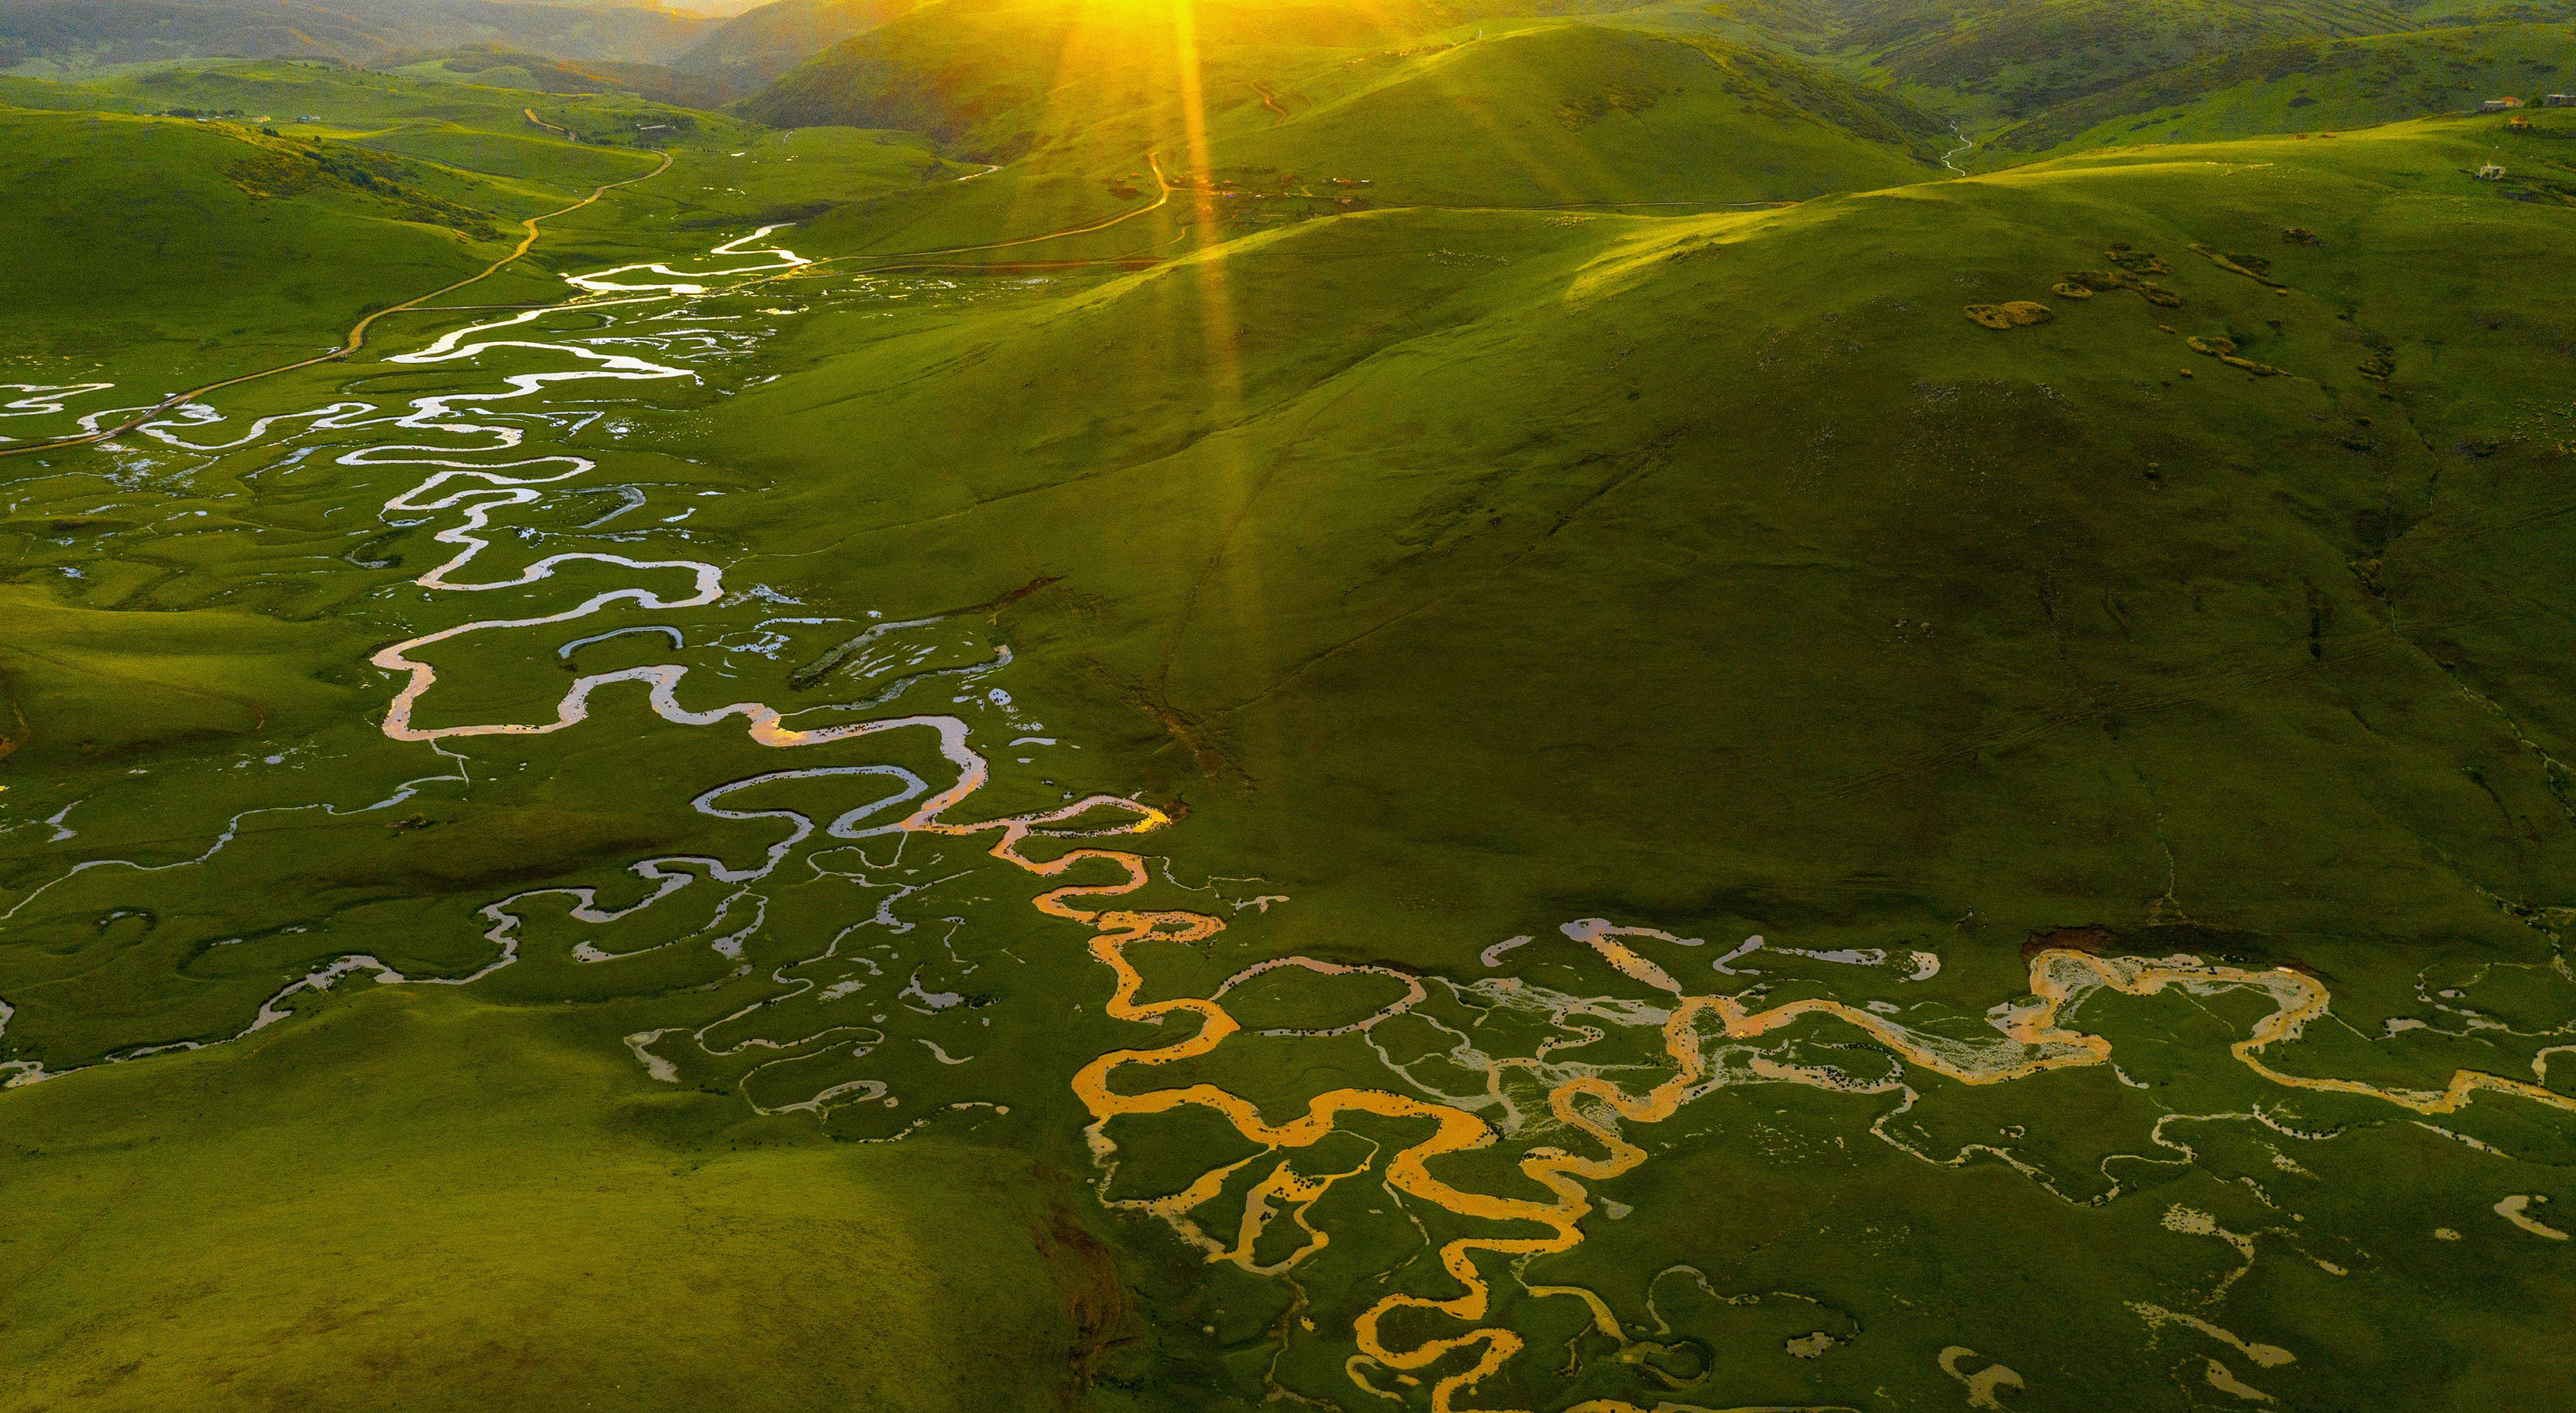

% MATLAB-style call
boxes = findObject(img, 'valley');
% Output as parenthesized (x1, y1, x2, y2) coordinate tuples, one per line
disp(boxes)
(3, 3, 2574, 1410)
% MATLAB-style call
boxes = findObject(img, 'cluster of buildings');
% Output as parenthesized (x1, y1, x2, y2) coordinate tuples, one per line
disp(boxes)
(2482, 95, 2576, 111)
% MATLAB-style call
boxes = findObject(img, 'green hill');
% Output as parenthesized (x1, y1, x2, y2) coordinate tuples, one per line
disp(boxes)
(0, 54, 866, 420)
(743, 1, 1943, 207)
(0, 107, 545, 388)
(702, 113, 2576, 993)
(381, 42, 744, 107)
(552, 107, 2576, 1408)
(9, 57, 754, 147)
(1214, 25, 1946, 205)
(1848, 0, 2440, 112)
(1691, 0, 2576, 115)
(1993, 21, 2576, 155)
(5, 14, 2576, 1413)
(735, 0, 1426, 156)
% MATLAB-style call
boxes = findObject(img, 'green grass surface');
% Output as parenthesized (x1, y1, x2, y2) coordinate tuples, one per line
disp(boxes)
(746, 0, 1943, 205)
(1994, 21, 2576, 156)
(1684, 0, 2576, 116)
(690, 113, 2576, 995)
(4, 22, 2575, 1413)
(1213, 24, 1943, 205)
(0, 108, 530, 390)
(375, 44, 746, 110)
(0, 987, 1116, 1413)
(2, 59, 751, 147)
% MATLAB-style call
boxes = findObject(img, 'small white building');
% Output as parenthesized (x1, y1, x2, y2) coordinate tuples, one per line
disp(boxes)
(2479, 97, 2525, 112)
(2477, 163, 2507, 180)
(2545, 94, 2576, 108)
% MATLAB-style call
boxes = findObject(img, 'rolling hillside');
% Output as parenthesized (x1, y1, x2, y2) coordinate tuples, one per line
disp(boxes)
(705, 113, 2576, 993)
(2, 58, 750, 145)
(736, 0, 1434, 154)
(742, 0, 1945, 207)
(0, 0, 721, 71)
(1214, 25, 1947, 205)
(0, 109, 546, 386)
(657, 108, 2576, 1407)
(1992, 21, 2576, 155)
(0, 58, 787, 390)
(1689, 0, 2576, 114)
(381, 41, 744, 107)
(5, 11, 2576, 1413)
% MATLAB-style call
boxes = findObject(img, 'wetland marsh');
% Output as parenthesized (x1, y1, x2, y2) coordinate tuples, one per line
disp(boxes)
(5, 6, 2575, 1409)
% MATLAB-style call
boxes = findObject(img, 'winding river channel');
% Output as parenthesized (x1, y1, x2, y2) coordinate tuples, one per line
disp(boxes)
(5, 209, 2574, 1413)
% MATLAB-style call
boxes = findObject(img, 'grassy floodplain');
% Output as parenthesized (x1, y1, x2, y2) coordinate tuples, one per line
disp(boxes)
(4, 5, 2574, 1411)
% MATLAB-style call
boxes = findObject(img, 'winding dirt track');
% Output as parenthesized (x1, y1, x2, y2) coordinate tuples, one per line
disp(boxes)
(5, 146, 1178, 461)
(0, 150, 676, 461)
(837, 150, 1181, 265)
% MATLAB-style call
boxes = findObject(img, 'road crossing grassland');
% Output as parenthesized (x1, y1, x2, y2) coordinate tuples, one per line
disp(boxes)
(2, 146, 1180, 458)
(0, 148, 675, 460)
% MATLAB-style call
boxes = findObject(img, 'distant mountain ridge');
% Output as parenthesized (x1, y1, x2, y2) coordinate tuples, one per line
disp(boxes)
(670, 0, 921, 88)
(0, 0, 721, 70)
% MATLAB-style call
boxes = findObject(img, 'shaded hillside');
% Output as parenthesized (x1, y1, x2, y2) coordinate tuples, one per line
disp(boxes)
(741, 0, 1943, 206)
(737, 0, 1448, 153)
(672, 0, 922, 88)
(1696, 0, 2576, 113)
(1214, 25, 1947, 205)
(727, 0, 2576, 162)
(1992, 21, 2576, 154)
(711, 111, 2576, 1017)
(1848, 0, 2426, 110)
